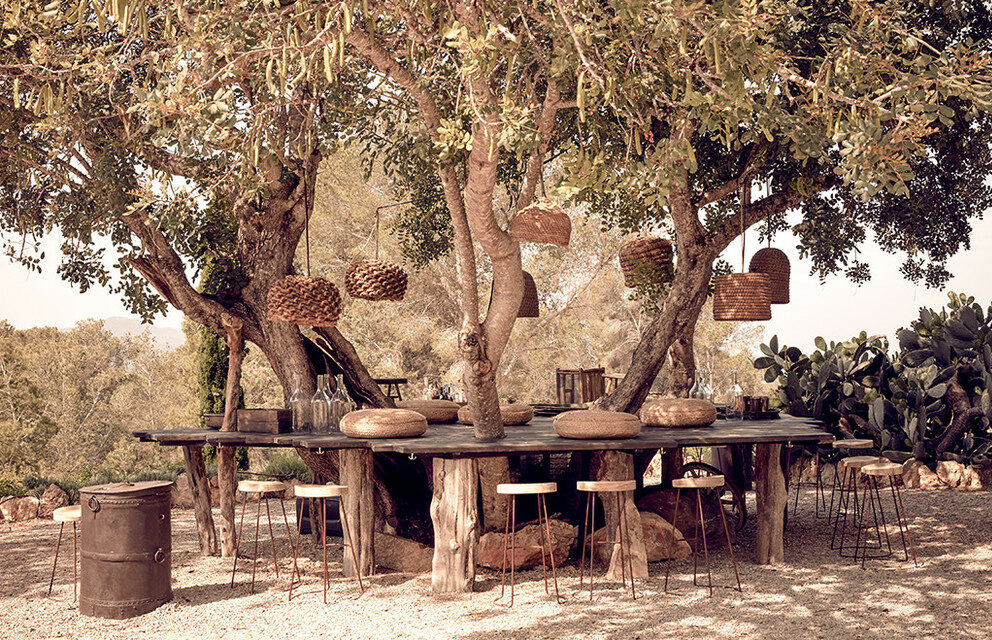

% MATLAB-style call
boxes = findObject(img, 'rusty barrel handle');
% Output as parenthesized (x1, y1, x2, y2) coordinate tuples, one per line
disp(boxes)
(87, 495, 101, 513)
(154, 548, 166, 564)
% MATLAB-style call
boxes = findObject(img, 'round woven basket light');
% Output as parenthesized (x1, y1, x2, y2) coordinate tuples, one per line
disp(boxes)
(748, 248, 790, 304)
(458, 403, 534, 426)
(267, 275, 342, 327)
(713, 273, 771, 321)
(553, 410, 641, 439)
(518, 271, 539, 318)
(509, 199, 571, 247)
(396, 399, 460, 423)
(640, 398, 717, 427)
(344, 259, 408, 302)
(619, 236, 674, 288)
(339, 408, 428, 439)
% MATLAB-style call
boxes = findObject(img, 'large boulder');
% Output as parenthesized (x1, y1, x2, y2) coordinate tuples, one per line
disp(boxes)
(637, 488, 724, 550)
(902, 459, 942, 489)
(585, 511, 691, 564)
(477, 519, 575, 571)
(0, 496, 40, 522)
(936, 460, 969, 489)
(38, 484, 69, 518)
(171, 475, 195, 509)
(375, 532, 432, 573)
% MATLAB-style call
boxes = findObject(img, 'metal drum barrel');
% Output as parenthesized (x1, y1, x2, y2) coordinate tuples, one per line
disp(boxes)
(79, 481, 173, 619)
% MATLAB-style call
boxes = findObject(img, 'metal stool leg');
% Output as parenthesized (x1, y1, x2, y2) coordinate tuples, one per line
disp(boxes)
(717, 489, 742, 592)
(579, 491, 591, 592)
(339, 497, 365, 594)
(695, 490, 714, 597)
(538, 495, 562, 603)
(509, 495, 517, 606)
(498, 495, 511, 603)
(588, 492, 596, 600)
(537, 496, 549, 595)
(250, 491, 261, 593)
(615, 492, 627, 592)
(72, 522, 77, 602)
(231, 491, 248, 588)
(663, 487, 682, 593)
(619, 490, 636, 600)
(289, 497, 304, 601)
(890, 479, 918, 566)
(48, 522, 64, 597)
(264, 498, 280, 579)
(814, 452, 827, 518)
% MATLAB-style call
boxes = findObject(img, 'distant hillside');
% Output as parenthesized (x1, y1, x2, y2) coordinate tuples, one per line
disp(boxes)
(102, 316, 185, 350)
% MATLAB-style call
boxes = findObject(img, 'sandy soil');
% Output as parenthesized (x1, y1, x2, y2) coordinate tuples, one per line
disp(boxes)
(2, 486, 991, 640)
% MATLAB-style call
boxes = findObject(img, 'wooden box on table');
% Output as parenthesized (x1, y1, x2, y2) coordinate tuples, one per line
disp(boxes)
(237, 409, 292, 434)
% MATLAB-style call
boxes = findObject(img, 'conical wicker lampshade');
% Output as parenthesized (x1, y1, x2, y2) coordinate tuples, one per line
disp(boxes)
(619, 236, 674, 287)
(518, 271, 539, 318)
(509, 198, 571, 246)
(345, 259, 408, 301)
(748, 247, 790, 304)
(713, 273, 772, 321)
(267, 275, 342, 327)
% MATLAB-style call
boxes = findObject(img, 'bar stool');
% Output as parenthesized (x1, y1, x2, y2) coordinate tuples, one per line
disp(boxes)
(289, 484, 363, 602)
(792, 448, 827, 518)
(577, 479, 636, 600)
(48, 505, 81, 601)
(831, 455, 883, 556)
(664, 475, 741, 597)
(231, 480, 295, 593)
(854, 462, 918, 568)
(494, 482, 561, 606)
(827, 439, 874, 523)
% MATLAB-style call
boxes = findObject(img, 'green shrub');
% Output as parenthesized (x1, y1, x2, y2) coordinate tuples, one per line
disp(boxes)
(0, 477, 28, 498)
(22, 475, 81, 503)
(261, 453, 311, 482)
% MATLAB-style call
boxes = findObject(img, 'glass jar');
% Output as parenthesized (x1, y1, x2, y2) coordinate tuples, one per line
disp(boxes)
(329, 374, 354, 431)
(290, 372, 312, 432)
(312, 374, 332, 433)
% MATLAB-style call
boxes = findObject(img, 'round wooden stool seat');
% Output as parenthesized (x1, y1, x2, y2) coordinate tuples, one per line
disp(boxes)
(833, 439, 873, 449)
(496, 482, 556, 495)
(52, 505, 81, 523)
(294, 484, 348, 498)
(841, 455, 881, 471)
(237, 480, 287, 493)
(861, 462, 903, 477)
(672, 475, 725, 490)
(576, 480, 636, 493)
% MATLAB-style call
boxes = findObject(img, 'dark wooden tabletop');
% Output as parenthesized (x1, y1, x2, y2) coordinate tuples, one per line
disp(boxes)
(133, 414, 830, 457)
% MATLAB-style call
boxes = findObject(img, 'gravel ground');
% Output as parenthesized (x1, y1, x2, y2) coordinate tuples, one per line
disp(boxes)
(2, 486, 991, 640)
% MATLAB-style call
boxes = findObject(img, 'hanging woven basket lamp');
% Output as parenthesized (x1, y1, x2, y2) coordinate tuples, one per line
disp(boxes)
(518, 271, 539, 318)
(748, 247, 790, 304)
(267, 275, 342, 327)
(509, 198, 571, 247)
(345, 258, 408, 301)
(618, 235, 674, 287)
(713, 180, 772, 322)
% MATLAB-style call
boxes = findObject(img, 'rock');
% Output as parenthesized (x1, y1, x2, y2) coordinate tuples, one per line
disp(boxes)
(0, 496, 40, 522)
(283, 479, 300, 500)
(637, 488, 724, 550)
(477, 519, 575, 571)
(374, 532, 432, 573)
(38, 484, 69, 518)
(960, 466, 984, 492)
(936, 460, 968, 489)
(171, 475, 195, 509)
(585, 511, 691, 564)
(902, 459, 942, 489)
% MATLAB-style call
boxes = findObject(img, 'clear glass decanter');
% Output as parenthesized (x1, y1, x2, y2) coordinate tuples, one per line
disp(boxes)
(290, 372, 312, 432)
(329, 374, 353, 431)
(311, 374, 332, 433)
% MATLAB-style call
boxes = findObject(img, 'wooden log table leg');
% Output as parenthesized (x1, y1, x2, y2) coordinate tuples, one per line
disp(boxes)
(340, 449, 375, 579)
(430, 458, 479, 594)
(181, 445, 217, 556)
(594, 451, 649, 579)
(755, 443, 788, 564)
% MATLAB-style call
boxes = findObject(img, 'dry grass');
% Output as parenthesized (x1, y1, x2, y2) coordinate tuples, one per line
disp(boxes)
(2, 487, 991, 640)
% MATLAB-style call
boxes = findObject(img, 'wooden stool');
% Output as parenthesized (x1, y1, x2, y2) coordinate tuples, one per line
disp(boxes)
(831, 455, 883, 556)
(792, 448, 827, 519)
(664, 476, 741, 597)
(48, 505, 81, 601)
(231, 480, 295, 593)
(827, 439, 874, 523)
(854, 462, 918, 568)
(577, 479, 637, 600)
(289, 484, 363, 602)
(494, 482, 561, 606)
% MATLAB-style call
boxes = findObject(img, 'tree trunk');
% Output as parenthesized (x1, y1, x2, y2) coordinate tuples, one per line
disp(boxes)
(478, 457, 510, 533)
(590, 451, 649, 579)
(341, 449, 375, 578)
(182, 445, 217, 556)
(668, 330, 697, 398)
(217, 315, 243, 557)
(430, 458, 479, 593)
(755, 443, 787, 564)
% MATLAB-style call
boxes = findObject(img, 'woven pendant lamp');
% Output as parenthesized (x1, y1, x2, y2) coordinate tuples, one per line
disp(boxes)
(619, 236, 674, 287)
(509, 198, 571, 247)
(267, 275, 342, 327)
(518, 271, 539, 318)
(713, 181, 772, 322)
(749, 247, 790, 304)
(345, 259, 408, 301)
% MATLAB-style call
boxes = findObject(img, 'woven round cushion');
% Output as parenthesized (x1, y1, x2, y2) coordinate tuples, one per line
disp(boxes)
(339, 409, 428, 438)
(345, 259, 408, 301)
(619, 236, 674, 288)
(553, 410, 641, 439)
(749, 247, 790, 304)
(509, 199, 571, 246)
(267, 275, 341, 327)
(396, 399, 460, 423)
(457, 403, 534, 426)
(713, 273, 771, 321)
(640, 398, 717, 427)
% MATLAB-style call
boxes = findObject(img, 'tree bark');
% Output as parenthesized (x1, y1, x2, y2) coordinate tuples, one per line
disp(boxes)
(755, 443, 787, 564)
(182, 445, 217, 556)
(477, 457, 510, 533)
(341, 449, 375, 578)
(668, 330, 697, 398)
(430, 458, 479, 593)
(591, 451, 649, 579)
(217, 314, 243, 557)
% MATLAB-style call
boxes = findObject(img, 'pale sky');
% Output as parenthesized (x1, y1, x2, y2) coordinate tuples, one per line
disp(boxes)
(1, 215, 990, 353)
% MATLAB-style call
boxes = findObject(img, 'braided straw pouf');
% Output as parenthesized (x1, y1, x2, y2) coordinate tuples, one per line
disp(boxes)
(267, 275, 341, 327)
(457, 403, 534, 426)
(619, 236, 674, 287)
(640, 398, 717, 427)
(396, 399, 460, 423)
(509, 199, 571, 246)
(339, 409, 428, 438)
(748, 248, 790, 304)
(553, 410, 641, 439)
(345, 259, 408, 302)
(713, 273, 772, 321)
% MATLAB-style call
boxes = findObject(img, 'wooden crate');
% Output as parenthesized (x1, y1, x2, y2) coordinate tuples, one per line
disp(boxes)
(237, 409, 292, 434)
(202, 413, 224, 429)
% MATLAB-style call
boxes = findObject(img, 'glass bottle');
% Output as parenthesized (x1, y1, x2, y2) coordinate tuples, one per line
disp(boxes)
(329, 374, 353, 431)
(311, 374, 332, 433)
(290, 372, 312, 432)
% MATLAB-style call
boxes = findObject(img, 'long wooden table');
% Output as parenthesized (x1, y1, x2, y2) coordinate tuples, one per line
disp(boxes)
(134, 415, 830, 592)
